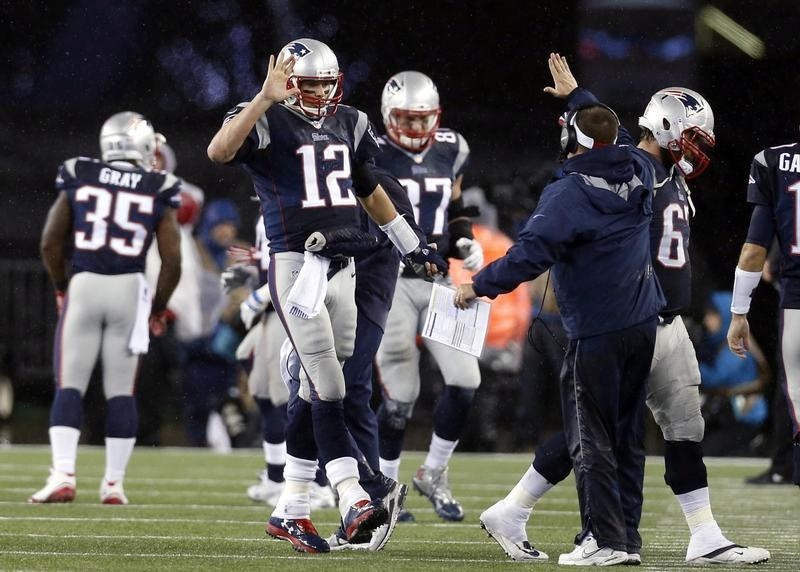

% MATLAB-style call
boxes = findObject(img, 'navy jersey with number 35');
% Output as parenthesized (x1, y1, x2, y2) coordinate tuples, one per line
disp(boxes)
(747, 143, 800, 308)
(55, 157, 181, 275)
(225, 102, 382, 253)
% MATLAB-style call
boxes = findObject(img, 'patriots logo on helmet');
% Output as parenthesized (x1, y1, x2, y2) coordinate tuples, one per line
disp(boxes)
(286, 42, 312, 58)
(662, 89, 704, 117)
(387, 78, 402, 94)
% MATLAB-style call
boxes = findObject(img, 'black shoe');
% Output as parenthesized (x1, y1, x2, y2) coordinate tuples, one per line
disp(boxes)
(745, 469, 793, 485)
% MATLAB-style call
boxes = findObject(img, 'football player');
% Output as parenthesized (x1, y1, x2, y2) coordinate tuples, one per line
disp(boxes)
(478, 53, 769, 566)
(374, 71, 484, 522)
(207, 39, 446, 553)
(727, 130, 800, 489)
(33, 111, 182, 505)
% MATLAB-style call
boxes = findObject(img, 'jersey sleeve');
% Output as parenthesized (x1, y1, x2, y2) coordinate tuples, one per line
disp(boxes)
(453, 133, 470, 179)
(54, 158, 80, 192)
(223, 102, 269, 164)
(157, 172, 182, 209)
(746, 150, 773, 207)
(353, 111, 382, 165)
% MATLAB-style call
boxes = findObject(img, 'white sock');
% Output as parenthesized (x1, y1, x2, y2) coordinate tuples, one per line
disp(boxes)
(272, 492, 311, 519)
(337, 477, 369, 515)
(271, 455, 317, 519)
(265, 441, 286, 466)
(423, 433, 458, 469)
(380, 457, 401, 482)
(326, 456, 369, 515)
(506, 466, 553, 509)
(103, 437, 136, 483)
(49, 426, 80, 475)
(676, 487, 721, 535)
(678, 487, 728, 559)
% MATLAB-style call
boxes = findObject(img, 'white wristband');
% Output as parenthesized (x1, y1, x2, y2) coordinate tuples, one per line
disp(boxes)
(731, 267, 762, 314)
(379, 214, 420, 255)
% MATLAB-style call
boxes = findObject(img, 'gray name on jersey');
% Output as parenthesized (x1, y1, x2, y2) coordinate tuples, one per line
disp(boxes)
(99, 167, 143, 189)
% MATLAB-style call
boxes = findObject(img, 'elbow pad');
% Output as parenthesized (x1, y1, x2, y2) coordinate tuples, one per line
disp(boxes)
(745, 205, 775, 247)
(352, 161, 380, 198)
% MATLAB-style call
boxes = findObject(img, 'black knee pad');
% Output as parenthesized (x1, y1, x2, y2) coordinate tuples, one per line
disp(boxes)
(664, 440, 707, 494)
(377, 398, 413, 431)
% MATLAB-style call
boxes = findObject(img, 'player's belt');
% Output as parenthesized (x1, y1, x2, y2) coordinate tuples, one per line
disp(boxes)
(658, 314, 676, 325)
(326, 256, 351, 280)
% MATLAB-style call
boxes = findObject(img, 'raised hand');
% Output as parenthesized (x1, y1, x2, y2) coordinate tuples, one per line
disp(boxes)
(543, 52, 578, 99)
(259, 52, 301, 104)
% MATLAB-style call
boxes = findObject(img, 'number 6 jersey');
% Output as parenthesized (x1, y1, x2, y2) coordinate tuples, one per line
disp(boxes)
(649, 159, 693, 318)
(55, 157, 181, 275)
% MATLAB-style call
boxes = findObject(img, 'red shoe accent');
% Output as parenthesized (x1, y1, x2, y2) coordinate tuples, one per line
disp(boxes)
(29, 486, 76, 504)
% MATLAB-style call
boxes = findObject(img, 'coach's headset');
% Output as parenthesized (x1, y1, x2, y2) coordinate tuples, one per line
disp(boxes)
(559, 103, 620, 155)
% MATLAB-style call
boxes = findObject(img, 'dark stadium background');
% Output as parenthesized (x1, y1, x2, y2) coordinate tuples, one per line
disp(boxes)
(1, 0, 797, 445)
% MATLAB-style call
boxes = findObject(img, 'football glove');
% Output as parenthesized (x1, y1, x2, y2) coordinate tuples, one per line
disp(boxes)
(455, 237, 484, 271)
(240, 284, 271, 329)
(221, 264, 258, 294)
(305, 227, 379, 258)
(403, 245, 449, 281)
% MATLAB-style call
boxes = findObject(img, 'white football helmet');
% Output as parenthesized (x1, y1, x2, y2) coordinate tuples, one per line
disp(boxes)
(381, 71, 441, 152)
(280, 38, 342, 118)
(99, 111, 163, 168)
(638, 87, 715, 178)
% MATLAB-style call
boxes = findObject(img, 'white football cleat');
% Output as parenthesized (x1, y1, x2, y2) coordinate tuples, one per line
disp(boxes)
(309, 481, 336, 509)
(558, 533, 628, 566)
(100, 480, 129, 505)
(687, 544, 770, 565)
(28, 469, 76, 504)
(246, 470, 284, 505)
(479, 501, 548, 561)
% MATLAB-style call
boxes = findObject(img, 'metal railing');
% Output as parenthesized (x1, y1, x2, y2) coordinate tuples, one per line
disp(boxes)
(0, 259, 57, 396)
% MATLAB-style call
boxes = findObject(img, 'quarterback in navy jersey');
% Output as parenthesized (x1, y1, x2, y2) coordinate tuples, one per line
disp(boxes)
(475, 54, 768, 566)
(33, 111, 182, 506)
(373, 71, 484, 523)
(728, 141, 800, 488)
(208, 39, 445, 553)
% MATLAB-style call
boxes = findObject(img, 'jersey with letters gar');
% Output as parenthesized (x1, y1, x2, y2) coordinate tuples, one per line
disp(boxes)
(747, 143, 800, 308)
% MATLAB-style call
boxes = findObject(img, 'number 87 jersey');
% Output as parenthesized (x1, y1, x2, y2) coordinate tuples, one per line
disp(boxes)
(373, 128, 469, 243)
(56, 157, 181, 275)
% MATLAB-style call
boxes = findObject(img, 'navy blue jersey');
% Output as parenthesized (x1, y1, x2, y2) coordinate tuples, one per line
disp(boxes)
(225, 102, 381, 253)
(747, 143, 800, 308)
(646, 157, 693, 316)
(55, 157, 180, 275)
(567, 87, 692, 316)
(373, 129, 469, 245)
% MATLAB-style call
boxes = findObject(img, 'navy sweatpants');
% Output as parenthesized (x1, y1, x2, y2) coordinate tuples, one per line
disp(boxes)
(561, 318, 656, 553)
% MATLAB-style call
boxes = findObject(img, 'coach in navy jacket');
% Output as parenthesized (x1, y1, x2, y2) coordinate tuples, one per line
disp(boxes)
(456, 104, 664, 560)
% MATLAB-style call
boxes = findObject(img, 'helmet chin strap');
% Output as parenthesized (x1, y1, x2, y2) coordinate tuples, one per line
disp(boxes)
(677, 156, 694, 176)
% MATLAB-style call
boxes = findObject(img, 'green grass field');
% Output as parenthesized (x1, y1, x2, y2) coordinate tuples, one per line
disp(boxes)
(0, 446, 797, 571)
